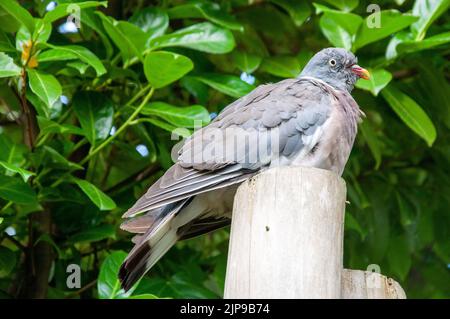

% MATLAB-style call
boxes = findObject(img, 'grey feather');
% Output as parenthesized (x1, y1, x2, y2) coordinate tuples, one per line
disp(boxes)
(119, 47, 367, 291)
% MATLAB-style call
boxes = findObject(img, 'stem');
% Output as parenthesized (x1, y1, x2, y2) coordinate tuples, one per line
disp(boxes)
(114, 83, 152, 119)
(80, 87, 154, 165)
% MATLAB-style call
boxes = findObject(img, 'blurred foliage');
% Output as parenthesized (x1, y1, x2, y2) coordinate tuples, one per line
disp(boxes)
(0, 0, 449, 299)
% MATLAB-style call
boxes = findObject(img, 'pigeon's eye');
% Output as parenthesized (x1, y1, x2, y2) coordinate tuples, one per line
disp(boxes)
(328, 59, 337, 67)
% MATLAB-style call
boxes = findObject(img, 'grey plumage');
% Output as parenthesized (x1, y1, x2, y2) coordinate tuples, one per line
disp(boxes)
(119, 48, 368, 291)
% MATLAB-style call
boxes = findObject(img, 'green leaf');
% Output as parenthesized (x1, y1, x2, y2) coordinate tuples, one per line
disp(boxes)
(381, 84, 437, 146)
(128, 294, 158, 299)
(16, 19, 52, 51)
(359, 120, 382, 169)
(38, 48, 78, 63)
(0, 134, 26, 166)
(353, 10, 418, 50)
(0, 0, 35, 33)
(0, 246, 16, 277)
(80, 9, 114, 59)
(41, 146, 84, 171)
(321, 0, 359, 12)
(0, 53, 21, 78)
(72, 91, 114, 145)
(67, 61, 90, 75)
(0, 30, 16, 52)
(73, 178, 116, 210)
(37, 116, 84, 137)
(0, 161, 35, 182)
(189, 74, 254, 98)
(270, 0, 311, 27)
(168, 2, 242, 31)
(27, 69, 62, 109)
(387, 235, 411, 281)
(260, 55, 301, 78)
(129, 7, 168, 38)
(0, 175, 37, 205)
(411, 0, 450, 40)
(69, 224, 115, 243)
(314, 3, 363, 35)
(355, 68, 392, 96)
(149, 22, 235, 54)
(344, 212, 366, 239)
(45, 44, 106, 76)
(98, 13, 147, 62)
(144, 51, 193, 88)
(318, 13, 357, 50)
(231, 51, 262, 74)
(98, 251, 135, 299)
(43, 1, 107, 23)
(139, 117, 188, 136)
(141, 102, 210, 128)
(397, 31, 450, 54)
(385, 31, 412, 60)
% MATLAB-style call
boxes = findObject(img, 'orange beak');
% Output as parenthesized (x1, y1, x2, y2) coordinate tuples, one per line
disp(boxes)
(351, 65, 370, 80)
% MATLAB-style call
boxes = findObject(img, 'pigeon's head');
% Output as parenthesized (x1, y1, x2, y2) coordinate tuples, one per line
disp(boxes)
(299, 48, 370, 92)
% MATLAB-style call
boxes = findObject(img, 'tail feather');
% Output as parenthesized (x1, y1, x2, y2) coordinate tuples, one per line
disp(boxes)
(119, 228, 178, 291)
(118, 198, 199, 291)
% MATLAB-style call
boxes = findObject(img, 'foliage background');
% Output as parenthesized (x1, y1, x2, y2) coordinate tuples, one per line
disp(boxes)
(0, 0, 449, 299)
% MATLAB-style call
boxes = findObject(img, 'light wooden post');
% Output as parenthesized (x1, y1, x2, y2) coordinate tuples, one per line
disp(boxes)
(341, 269, 406, 299)
(224, 167, 346, 298)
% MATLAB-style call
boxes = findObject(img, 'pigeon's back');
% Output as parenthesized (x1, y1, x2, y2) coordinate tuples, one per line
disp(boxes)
(118, 75, 363, 291)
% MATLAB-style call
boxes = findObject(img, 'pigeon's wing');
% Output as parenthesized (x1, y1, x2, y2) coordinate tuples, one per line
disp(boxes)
(123, 78, 335, 218)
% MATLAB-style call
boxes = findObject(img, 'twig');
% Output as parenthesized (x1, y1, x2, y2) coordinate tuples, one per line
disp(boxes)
(64, 279, 97, 299)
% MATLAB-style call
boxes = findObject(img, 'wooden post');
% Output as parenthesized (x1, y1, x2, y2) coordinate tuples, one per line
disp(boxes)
(224, 167, 346, 298)
(341, 269, 406, 299)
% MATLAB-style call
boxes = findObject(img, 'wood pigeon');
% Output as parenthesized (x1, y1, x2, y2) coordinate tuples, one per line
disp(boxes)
(118, 47, 370, 291)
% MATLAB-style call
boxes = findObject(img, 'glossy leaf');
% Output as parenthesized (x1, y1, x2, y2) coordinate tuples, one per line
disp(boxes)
(41, 146, 83, 171)
(43, 1, 107, 23)
(144, 51, 193, 88)
(98, 251, 135, 299)
(37, 116, 84, 137)
(321, 0, 359, 12)
(139, 117, 188, 137)
(72, 91, 114, 145)
(149, 22, 235, 54)
(270, 0, 311, 27)
(98, 13, 147, 62)
(314, 3, 363, 35)
(0, 52, 21, 78)
(129, 7, 168, 38)
(260, 55, 301, 78)
(0, 134, 26, 166)
(0, 161, 35, 182)
(0, 31, 15, 52)
(73, 179, 116, 210)
(0, 0, 35, 33)
(232, 51, 262, 74)
(381, 84, 437, 146)
(397, 31, 450, 54)
(45, 44, 106, 76)
(27, 69, 62, 109)
(69, 224, 115, 243)
(0, 175, 37, 205)
(411, 0, 450, 40)
(318, 14, 352, 50)
(189, 74, 254, 98)
(168, 2, 242, 30)
(353, 10, 418, 50)
(355, 69, 392, 96)
(141, 102, 210, 128)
